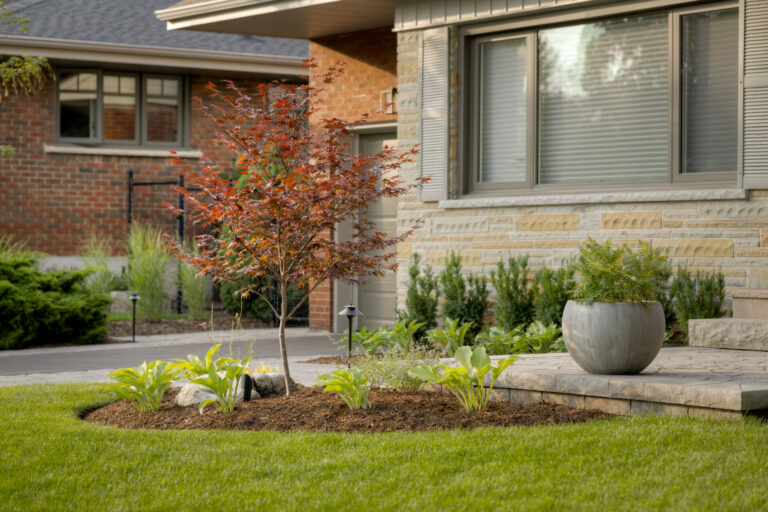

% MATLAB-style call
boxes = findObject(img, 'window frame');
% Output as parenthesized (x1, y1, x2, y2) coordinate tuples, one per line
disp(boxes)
(458, 0, 741, 197)
(56, 69, 187, 149)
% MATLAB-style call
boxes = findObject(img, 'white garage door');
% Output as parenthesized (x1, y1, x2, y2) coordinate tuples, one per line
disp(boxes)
(335, 131, 398, 332)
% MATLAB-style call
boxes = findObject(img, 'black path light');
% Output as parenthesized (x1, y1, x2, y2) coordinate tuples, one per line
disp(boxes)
(338, 305, 363, 368)
(130, 294, 140, 343)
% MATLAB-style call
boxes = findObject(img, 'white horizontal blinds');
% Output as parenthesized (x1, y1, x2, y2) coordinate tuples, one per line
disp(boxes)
(478, 37, 528, 183)
(419, 27, 449, 202)
(682, 9, 739, 174)
(538, 14, 670, 184)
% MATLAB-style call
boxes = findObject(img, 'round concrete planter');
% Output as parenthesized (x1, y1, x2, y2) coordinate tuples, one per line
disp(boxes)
(562, 300, 665, 375)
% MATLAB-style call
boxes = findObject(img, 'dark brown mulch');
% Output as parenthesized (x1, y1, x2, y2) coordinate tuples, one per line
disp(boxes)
(84, 387, 609, 433)
(108, 316, 269, 338)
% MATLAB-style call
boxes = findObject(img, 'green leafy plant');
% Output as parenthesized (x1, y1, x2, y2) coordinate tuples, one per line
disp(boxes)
(513, 321, 566, 354)
(670, 268, 725, 337)
(475, 326, 524, 355)
(439, 252, 489, 340)
(178, 241, 209, 321)
(317, 368, 371, 410)
(81, 232, 121, 295)
(574, 239, 671, 304)
(0, 234, 38, 260)
(397, 253, 439, 341)
(0, 257, 110, 349)
(171, 344, 250, 414)
(533, 265, 575, 326)
(409, 346, 517, 413)
(126, 223, 169, 322)
(356, 347, 439, 393)
(347, 326, 392, 355)
(107, 361, 179, 413)
(491, 255, 534, 330)
(427, 318, 474, 356)
(383, 318, 427, 352)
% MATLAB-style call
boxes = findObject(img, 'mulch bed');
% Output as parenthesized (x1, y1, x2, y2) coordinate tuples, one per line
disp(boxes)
(108, 316, 269, 338)
(84, 387, 609, 433)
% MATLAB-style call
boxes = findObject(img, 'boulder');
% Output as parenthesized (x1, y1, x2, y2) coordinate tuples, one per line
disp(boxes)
(175, 374, 257, 407)
(250, 372, 297, 396)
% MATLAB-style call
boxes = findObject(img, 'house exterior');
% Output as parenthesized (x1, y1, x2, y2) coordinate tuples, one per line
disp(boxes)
(0, 0, 306, 270)
(157, 0, 768, 333)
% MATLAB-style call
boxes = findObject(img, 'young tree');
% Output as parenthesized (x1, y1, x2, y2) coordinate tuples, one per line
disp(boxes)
(1, 1, 53, 156)
(169, 64, 423, 395)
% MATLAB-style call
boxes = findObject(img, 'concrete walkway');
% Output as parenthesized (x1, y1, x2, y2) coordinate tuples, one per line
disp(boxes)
(0, 328, 341, 387)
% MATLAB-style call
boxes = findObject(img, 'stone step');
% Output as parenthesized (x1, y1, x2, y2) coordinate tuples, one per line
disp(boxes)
(728, 288, 768, 320)
(689, 318, 768, 351)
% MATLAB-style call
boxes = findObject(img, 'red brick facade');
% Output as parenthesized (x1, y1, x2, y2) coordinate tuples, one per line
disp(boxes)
(0, 68, 256, 255)
(307, 27, 398, 331)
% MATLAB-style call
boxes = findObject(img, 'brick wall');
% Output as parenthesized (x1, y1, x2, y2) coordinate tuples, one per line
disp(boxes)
(0, 68, 267, 255)
(395, 28, 768, 309)
(306, 27, 398, 331)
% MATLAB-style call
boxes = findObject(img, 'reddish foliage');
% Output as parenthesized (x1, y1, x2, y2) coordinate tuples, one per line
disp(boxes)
(166, 63, 424, 392)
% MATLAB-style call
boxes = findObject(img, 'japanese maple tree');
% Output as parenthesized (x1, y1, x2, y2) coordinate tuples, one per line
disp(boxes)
(169, 64, 422, 396)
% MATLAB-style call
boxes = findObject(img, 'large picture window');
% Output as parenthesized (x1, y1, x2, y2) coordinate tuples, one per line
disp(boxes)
(464, 3, 739, 194)
(57, 70, 185, 147)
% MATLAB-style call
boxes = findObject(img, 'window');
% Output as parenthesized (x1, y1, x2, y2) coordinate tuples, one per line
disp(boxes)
(463, 4, 739, 194)
(57, 70, 185, 147)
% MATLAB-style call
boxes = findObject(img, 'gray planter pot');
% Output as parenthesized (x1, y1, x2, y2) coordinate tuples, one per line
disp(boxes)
(562, 300, 665, 375)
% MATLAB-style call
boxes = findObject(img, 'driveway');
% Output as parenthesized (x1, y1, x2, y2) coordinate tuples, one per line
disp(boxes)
(0, 328, 339, 386)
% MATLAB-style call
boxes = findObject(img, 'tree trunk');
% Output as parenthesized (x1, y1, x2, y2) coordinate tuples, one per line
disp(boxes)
(278, 280, 292, 397)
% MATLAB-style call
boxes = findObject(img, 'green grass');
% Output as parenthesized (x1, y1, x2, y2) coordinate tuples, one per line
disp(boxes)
(2, 384, 767, 511)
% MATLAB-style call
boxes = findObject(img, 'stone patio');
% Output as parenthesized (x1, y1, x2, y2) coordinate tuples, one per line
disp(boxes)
(480, 347, 768, 419)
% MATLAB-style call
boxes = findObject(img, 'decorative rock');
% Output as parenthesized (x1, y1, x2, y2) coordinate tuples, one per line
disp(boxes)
(175, 374, 257, 407)
(250, 372, 297, 396)
(728, 289, 768, 320)
(689, 318, 768, 351)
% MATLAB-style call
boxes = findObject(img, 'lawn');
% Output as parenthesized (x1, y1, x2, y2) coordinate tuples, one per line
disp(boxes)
(2, 385, 766, 511)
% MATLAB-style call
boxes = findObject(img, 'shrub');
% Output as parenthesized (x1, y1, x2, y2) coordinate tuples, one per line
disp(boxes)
(670, 268, 726, 336)
(490, 256, 534, 330)
(81, 232, 121, 295)
(126, 223, 169, 322)
(427, 318, 473, 357)
(356, 347, 439, 393)
(574, 239, 671, 304)
(317, 368, 371, 410)
(171, 344, 251, 414)
(107, 361, 179, 413)
(439, 252, 489, 340)
(533, 265, 575, 326)
(0, 257, 111, 349)
(513, 321, 566, 354)
(220, 278, 307, 323)
(409, 346, 517, 413)
(397, 253, 439, 341)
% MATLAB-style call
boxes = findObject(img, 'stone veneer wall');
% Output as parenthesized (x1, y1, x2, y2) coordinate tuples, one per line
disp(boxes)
(395, 29, 768, 308)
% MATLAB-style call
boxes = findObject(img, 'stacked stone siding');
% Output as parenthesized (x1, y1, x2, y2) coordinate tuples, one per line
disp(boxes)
(395, 29, 768, 307)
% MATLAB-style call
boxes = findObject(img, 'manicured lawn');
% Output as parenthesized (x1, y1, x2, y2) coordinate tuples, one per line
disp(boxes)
(2, 385, 766, 511)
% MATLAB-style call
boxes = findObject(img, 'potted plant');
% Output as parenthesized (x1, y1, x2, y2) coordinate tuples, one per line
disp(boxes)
(562, 239, 670, 374)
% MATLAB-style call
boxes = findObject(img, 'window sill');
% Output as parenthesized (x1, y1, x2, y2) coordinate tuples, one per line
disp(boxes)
(44, 145, 203, 159)
(439, 188, 748, 209)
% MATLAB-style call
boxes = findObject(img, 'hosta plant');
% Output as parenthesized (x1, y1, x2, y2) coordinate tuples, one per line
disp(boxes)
(107, 360, 179, 413)
(408, 346, 517, 413)
(475, 326, 524, 355)
(317, 368, 371, 410)
(513, 321, 566, 354)
(427, 318, 474, 356)
(171, 344, 251, 414)
(384, 319, 426, 352)
(348, 326, 393, 355)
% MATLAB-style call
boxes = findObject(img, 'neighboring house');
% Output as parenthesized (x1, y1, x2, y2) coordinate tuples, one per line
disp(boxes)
(0, 0, 306, 271)
(159, 0, 768, 334)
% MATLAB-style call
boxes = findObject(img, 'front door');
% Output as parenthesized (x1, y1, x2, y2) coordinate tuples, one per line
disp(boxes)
(335, 131, 398, 331)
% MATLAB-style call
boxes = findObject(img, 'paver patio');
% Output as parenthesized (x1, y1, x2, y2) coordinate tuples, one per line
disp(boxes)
(485, 347, 768, 419)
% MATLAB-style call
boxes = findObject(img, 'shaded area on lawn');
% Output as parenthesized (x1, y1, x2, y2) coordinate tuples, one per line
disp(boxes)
(84, 387, 608, 432)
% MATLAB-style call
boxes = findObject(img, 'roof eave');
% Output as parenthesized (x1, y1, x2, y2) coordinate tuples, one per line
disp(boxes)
(0, 35, 305, 77)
